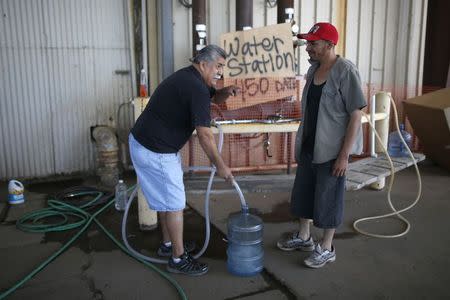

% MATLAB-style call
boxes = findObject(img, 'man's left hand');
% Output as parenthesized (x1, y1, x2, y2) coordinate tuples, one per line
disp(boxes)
(332, 155, 348, 177)
(224, 85, 241, 97)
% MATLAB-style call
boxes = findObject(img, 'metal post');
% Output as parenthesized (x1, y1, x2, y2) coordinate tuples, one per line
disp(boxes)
(134, 98, 158, 230)
(127, 0, 137, 97)
(369, 92, 391, 190)
(236, 0, 253, 30)
(277, 0, 294, 174)
(158, 0, 174, 79)
(277, 0, 294, 24)
(141, 0, 148, 85)
(370, 95, 377, 157)
(192, 0, 206, 54)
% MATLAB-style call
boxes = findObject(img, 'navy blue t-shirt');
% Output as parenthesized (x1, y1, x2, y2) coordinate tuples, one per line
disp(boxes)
(131, 65, 215, 153)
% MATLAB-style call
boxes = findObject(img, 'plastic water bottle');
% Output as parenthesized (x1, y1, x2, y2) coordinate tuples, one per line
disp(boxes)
(226, 206, 264, 276)
(139, 69, 148, 97)
(115, 179, 127, 211)
(388, 124, 412, 157)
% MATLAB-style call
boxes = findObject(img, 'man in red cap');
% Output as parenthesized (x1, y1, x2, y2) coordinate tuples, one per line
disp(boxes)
(277, 23, 366, 268)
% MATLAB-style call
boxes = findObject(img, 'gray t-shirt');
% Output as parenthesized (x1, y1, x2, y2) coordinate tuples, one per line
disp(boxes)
(295, 56, 367, 163)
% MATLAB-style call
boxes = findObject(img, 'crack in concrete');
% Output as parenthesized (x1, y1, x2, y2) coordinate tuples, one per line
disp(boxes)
(80, 255, 104, 300)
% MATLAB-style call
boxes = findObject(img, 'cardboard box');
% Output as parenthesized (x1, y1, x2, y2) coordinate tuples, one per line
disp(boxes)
(403, 88, 450, 171)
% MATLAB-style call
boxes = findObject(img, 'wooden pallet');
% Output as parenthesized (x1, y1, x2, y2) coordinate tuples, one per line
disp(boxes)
(345, 153, 425, 191)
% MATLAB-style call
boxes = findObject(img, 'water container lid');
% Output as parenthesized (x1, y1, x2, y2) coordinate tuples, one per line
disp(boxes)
(228, 211, 263, 232)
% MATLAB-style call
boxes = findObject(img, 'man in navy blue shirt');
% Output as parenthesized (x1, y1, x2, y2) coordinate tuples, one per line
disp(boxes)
(130, 45, 239, 275)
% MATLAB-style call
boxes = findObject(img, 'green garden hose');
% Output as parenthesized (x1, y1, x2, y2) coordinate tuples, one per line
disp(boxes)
(0, 186, 187, 300)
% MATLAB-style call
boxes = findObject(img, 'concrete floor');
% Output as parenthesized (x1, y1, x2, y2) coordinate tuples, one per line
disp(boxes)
(1, 159, 449, 299)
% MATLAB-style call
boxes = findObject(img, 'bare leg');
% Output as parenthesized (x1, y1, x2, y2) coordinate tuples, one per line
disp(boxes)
(158, 212, 171, 243)
(298, 218, 311, 240)
(166, 210, 184, 257)
(321, 228, 335, 250)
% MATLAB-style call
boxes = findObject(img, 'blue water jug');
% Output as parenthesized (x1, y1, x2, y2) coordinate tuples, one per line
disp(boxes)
(226, 206, 264, 277)
(388, 124, 412, 157)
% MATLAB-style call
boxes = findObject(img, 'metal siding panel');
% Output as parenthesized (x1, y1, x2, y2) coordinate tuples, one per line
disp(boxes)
(316, 0, 332, 22)
(0, 0, 55, 179)
(356, 0, 373, 88)
(394, 0, 410, 103)
(330, 0, 338, 25)
(416, 0, 427, 96)
(228, 0, 236, 32)
(406, 0, 424, 98)
(172, 0, 191, 71)
(371, 0, 386, 89)
(253, 0, 266, 28)
(298, 0, 316, 75)
(209, 0, 230, 45)
(265, 1, 277, 25)
(0, 0, 131, 179)
(345, 0, 359, 64)
(382, 0, 400, 92)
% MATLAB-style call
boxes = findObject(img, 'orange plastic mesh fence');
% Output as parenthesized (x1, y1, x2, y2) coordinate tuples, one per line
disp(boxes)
(181, 76, 303, 173)
(180, 80, 430, 173)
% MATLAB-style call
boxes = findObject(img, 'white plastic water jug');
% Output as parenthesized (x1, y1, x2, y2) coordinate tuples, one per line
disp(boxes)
(8, 180, 25, 204)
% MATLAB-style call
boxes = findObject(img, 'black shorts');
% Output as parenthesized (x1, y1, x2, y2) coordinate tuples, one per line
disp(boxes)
(290, 151, 345, 228)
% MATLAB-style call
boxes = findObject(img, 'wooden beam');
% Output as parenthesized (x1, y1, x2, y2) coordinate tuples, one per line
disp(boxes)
(193, 112, 388, 135)
(335, 0, 347, 57)
(209, 122, 300, 134)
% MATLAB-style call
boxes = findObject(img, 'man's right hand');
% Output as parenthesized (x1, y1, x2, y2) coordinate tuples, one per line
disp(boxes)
(196, 126, 234, 183)
(216, 165, 233, 183)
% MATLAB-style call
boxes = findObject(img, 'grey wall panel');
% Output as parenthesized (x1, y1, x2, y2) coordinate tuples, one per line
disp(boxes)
(171, 0, 426, 94)
(172, 0, 191, 71)
(345, 0, 428, 114)
(0, 0, 428, 179)
(0, 0, 132, 179)
(1, 0, 55, 179)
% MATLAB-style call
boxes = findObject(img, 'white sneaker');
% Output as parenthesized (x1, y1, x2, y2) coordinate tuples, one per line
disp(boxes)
(304, 244, 336, 268)
(276, 231, 315, 251)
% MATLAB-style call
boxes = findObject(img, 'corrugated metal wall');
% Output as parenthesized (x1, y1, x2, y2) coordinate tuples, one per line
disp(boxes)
(0, 0, 133, 179)
(0, 0, 428, 179)
(346, 0, 427, 106)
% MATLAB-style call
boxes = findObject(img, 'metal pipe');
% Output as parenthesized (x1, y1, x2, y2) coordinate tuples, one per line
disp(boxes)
(236, 0, 253, 31)
(192, 0, 206, 54)
(277, 0, 294, 24)
(369, 92, 391, 190)
(190, 0, 207, 171)
(277, 0, 295, 175)
(370, 95, 377, 157)
(231, 164, 296, 172)
(185, 164, 296, 173)
(141, 0, 148, 86)
(158, 0, 174, 79)
(213, 118, 301, 125)
(127, 0, 137, 96)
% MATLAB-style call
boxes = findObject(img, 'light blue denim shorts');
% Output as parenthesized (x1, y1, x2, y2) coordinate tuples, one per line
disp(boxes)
(129, 134, 185, 211)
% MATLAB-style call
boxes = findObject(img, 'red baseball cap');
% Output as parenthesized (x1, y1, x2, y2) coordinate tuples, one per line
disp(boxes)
(297, 22, 339, 45)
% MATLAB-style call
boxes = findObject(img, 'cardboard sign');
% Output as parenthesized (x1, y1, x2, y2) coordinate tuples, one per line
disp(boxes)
(222, 76, 297, 109)
(220, 23, 297, 106)
(221, 23, 295, 78)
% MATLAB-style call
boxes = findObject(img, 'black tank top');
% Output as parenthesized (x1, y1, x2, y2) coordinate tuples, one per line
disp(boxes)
(302, 81, 326, 155)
